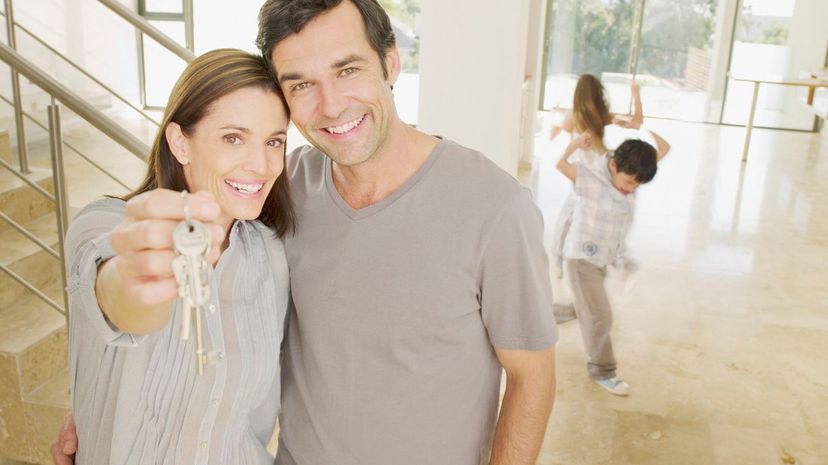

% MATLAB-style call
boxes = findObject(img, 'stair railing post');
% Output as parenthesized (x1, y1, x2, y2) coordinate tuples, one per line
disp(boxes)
(183, 0, 194, 52)
(4, 0, 29, 174)
(47, 103, 70, 321)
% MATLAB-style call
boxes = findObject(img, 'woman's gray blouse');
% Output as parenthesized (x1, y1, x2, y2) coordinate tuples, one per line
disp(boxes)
(65, 198, 288, 465)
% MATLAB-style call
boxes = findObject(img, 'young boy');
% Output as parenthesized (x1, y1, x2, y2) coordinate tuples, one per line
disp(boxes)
(553, 129, 670, 396)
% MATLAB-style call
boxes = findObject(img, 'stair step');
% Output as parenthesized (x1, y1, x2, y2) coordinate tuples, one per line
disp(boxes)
(0, 131, 11, 165)
(0, 214, 59, 265)
(0, 296, 66, 465)
(20, 135, 140, 210)
(22, 369, 70, 465)
(0, 214, 63, 311)
(23, 369, 69, 410)
(0, 167, 56, 234)
(0, 294, 65, 357)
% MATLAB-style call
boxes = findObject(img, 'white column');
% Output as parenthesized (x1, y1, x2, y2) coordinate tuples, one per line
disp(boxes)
(417, 0, 532, 176)
(519, 0, 549, 168)
(706, 0, 739, 122)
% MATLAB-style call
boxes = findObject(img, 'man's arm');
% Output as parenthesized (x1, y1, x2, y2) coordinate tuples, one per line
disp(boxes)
(50, 415, 77, 465)
(556, 132, 590, 182)
(489, 347, 557, 465)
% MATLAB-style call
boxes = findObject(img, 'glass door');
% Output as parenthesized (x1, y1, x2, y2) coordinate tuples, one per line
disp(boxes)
(635, 0, 724, 122)
(721, 0, 821, 130)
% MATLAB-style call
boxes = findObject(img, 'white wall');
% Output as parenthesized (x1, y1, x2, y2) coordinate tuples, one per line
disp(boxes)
(417, 0, 531, 176)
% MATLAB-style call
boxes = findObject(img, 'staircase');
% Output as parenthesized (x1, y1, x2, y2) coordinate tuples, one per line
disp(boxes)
(0, 114, 146, 464)
(0, 1, 195, 462)
(0, 130, 69, 465)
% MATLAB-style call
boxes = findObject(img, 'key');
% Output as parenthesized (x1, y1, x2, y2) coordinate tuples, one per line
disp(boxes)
(171, 255, 192, 340)
(172, 191, 213, 375)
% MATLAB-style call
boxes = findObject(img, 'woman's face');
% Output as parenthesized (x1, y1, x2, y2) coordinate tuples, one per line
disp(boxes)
(168, 86, 289, 231)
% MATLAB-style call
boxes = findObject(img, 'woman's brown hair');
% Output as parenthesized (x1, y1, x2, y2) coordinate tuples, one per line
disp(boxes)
(123, 48, 295, 237)
(572, 74, 613, 153)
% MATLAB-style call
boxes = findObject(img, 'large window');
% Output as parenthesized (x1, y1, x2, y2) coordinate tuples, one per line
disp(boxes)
(542, 0, 635, 115)
(542, 0, 723, 122)
(541, 0, 826, 129)
(635, 0, 721, 122)
(378, 0, 421, 125)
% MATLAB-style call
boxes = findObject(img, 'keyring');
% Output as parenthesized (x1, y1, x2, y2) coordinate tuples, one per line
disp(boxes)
(181, 190, 192, 227)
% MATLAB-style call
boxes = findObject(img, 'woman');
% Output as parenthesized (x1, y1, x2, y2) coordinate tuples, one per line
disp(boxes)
(63, 48, 294, 464)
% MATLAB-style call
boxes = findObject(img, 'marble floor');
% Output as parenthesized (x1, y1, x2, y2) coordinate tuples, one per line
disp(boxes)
(529, 118, 828, 465)
(5, 114, 827, 464)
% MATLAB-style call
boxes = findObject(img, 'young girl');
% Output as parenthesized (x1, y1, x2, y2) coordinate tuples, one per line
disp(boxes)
(549, 74, 644, 151)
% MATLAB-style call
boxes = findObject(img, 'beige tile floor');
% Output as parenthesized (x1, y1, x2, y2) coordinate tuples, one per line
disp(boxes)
(7, 116, 827, 464)
(529, 119, 828, 465)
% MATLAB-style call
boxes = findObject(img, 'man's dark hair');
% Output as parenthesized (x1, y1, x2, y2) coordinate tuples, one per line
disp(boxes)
(256, 0, 396, 79)
(612, 139, 658, 183)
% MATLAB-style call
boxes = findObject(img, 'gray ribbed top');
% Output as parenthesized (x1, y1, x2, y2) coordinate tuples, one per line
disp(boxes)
(65, 198, 287, 465)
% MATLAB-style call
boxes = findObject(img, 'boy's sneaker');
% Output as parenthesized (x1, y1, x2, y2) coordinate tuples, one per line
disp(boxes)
(594, 377, 629, 396)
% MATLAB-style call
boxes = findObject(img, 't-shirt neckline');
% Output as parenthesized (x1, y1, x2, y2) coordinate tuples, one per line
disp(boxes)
(324, 138, 447, 221)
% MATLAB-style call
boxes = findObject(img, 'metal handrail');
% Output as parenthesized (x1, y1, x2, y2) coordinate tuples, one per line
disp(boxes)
(98, 0, 195, 63)
(0, 42, 150, 161)
(0, 12, 161, 127)
(0, 94, 132, 191)
(4, 0, 28, 173)
(48, 104, 71, 321)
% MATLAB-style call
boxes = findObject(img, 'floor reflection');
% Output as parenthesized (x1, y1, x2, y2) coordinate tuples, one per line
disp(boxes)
(528, 116, 828, 464)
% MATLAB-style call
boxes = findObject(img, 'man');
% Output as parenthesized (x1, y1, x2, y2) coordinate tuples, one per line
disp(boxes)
(53, 1, 557, 464)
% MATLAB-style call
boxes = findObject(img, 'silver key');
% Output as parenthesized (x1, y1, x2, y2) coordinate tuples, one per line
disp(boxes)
(172, 191, 213, 375)
(171, 256, 192, 340)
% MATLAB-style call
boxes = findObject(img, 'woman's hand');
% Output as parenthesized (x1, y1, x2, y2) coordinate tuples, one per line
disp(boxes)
(107, 189, 225, 307)
(97, 189, 226, 334)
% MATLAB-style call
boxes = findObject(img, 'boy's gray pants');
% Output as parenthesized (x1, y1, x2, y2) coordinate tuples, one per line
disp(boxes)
(553, 259, 617, 380)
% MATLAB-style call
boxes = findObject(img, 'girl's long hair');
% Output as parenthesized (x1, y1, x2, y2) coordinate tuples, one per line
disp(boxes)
(572, 74, 613, 153)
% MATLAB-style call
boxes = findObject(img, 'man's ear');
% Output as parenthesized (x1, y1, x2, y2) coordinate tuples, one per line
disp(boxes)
(165, 122, 190, 166)
(384, 46, 401, 89)
(608, 157, 618, 174)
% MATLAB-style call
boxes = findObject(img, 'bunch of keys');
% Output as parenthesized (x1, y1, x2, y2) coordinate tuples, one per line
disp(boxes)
(172, 191, 214, 375)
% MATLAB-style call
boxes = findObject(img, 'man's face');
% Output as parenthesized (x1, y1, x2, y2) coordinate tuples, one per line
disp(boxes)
(609, 158, 641, 195)
(271, 1, 400, 166)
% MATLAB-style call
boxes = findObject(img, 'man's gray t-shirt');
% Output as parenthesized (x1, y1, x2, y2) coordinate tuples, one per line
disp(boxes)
(278, 139, 557, 465)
